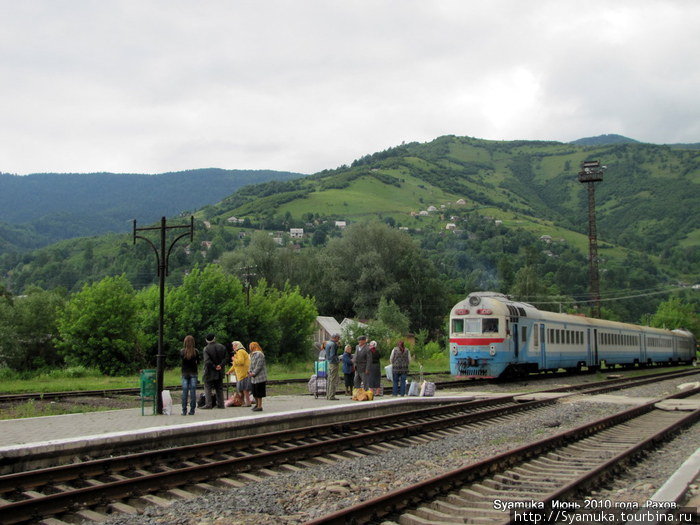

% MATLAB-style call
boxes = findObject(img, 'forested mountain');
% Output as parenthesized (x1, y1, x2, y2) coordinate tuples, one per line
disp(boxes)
(1, 135, 698, 326)
(569, 134, 640, 146)
(0, 168, 303, 251)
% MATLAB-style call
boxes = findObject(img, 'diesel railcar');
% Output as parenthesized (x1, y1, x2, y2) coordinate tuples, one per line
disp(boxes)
(449, 292, 696, 378)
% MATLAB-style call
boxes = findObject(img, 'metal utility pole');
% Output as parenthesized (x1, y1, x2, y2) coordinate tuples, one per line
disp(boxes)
(133, 216, 194, 414)
(578, 160, 606, 318)
(238, 265, 257, 305)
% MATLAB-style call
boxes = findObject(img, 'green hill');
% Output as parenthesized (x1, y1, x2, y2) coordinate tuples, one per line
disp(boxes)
(0, 168, 304, 251)
(1, 136, 698, 323)
(570, 134, 640, 146)
(206, 136, 699, 259)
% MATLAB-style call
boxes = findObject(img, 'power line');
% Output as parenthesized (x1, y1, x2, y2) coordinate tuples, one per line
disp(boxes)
(521, 286, 691, 306)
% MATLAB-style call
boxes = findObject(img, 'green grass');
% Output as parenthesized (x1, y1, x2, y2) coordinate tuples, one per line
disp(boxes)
(0, 367, 183, 394)
(277, 173, 459, 219)
(0, 354, 451, 395)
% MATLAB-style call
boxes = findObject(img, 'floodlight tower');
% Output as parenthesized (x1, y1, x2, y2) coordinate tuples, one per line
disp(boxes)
(578, 160, 606, 318)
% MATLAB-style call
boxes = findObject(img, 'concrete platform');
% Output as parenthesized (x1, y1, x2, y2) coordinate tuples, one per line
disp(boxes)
(654, 398, 700, 411)
(512, 392, 568, 402)
(0, 392, 476, 474)
(566, 393, 660, 406)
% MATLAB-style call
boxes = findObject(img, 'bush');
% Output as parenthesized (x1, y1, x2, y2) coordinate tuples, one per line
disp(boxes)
(38, 366, 95, 380)
(0, 367, 21, 381)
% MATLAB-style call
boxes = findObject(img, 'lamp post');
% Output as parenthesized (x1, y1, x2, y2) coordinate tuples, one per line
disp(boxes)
(133, 216, 194, 413)
(578, 161, 606, 318)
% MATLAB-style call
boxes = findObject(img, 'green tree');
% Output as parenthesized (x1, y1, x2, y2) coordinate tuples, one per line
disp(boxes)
(376, 296, 410, 335)
(649, 296, 700, 338)
(510, 266, 548, 301)
(317, 222, 447, 332)
(57, 275, 145, 375)
(8, 287, 66, 370)
(0, 299, 17, 369)
(272, 284, 318, 362)
(168, 265, 247, 353)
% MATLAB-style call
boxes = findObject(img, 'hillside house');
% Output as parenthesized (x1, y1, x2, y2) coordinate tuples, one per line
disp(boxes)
(335, 221, 347, 229)
(290, 228, 304, 238)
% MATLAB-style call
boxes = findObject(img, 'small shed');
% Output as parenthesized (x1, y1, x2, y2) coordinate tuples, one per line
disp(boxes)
(314, 316, 343, 345)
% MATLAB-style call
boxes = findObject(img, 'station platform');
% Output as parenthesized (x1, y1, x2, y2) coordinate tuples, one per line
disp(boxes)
(0, 390, 485, 474)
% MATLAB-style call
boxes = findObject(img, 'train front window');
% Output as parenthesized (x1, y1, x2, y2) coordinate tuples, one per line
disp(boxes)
(453, 317, 499, 334)
(483, 318, 499, 333)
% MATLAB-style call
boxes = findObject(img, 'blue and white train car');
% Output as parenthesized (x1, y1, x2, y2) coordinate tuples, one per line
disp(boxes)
(449, 292, 696, 378)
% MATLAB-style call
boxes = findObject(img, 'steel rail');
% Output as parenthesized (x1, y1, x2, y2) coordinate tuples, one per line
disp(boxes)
(1, 370, 697, 523)
(303, 386, 700, 525)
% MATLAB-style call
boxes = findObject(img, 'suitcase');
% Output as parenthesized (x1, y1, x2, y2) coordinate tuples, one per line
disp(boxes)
(313, 361, 328, 398)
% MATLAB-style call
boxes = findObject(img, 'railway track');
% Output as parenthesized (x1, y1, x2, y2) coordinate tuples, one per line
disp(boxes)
(1, 366, 694, 403)
(2, 370, 698, 523)
(305, 387, 700, 525)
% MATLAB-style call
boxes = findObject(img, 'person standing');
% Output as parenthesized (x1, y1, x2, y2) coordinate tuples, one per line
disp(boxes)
(367, 340, 382, 396)
(180, 335, 200, 415)
(390, 340, 411, 396)
(202, 333, 227, 409)
(228, 341, 252, 407)
(354, 336, 370, 389)
(341, 344, 354, 395)
(324, 334, 340, 400)
(248, 341, 268, 412)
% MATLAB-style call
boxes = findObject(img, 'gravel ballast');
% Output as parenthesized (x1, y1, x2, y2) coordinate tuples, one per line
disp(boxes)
(97, 374, 700, 525)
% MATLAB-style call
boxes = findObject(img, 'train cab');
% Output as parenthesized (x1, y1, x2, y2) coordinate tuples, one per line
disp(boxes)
(449, 292, 512, 377)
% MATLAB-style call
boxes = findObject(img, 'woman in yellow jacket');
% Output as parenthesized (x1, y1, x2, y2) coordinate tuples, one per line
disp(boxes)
(227, 341, 252, 407)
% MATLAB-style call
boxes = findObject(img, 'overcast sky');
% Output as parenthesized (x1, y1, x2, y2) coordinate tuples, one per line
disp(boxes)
(1, 1, 698, 175)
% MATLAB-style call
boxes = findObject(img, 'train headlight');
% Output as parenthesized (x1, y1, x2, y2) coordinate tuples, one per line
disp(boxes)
(489, 344, 496, 356)
(450, 344, 458, 356)
(469, 296, 481, 306)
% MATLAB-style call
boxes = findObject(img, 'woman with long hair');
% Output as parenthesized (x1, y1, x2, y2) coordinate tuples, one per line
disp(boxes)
(180, 335, 200, 415)
(247, 341, 268, 412)
(227, 341, 252, 407)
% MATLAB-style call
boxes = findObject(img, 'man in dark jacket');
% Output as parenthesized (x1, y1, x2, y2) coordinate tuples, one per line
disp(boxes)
(202, 333, 227, 409)
(353, 335, 370, 389)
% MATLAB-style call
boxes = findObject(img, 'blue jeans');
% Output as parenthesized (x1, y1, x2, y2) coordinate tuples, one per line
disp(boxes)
(392, 371, 407, 396)
(181, 374, 197, 414)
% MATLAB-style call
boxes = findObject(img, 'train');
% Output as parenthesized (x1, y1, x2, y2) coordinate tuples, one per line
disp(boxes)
(449, 291, 697, 378)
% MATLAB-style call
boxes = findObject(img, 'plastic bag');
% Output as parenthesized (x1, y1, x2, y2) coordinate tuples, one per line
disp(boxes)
(161, 390, 173, 415)
(225, 392, 242, 407)
(407, 381, 419, 396)
(385, 364, 393, 382)
(352, 387, 368, 401)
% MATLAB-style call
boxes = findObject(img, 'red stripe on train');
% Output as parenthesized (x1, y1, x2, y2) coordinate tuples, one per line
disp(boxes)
(450, 337, 504, 345)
